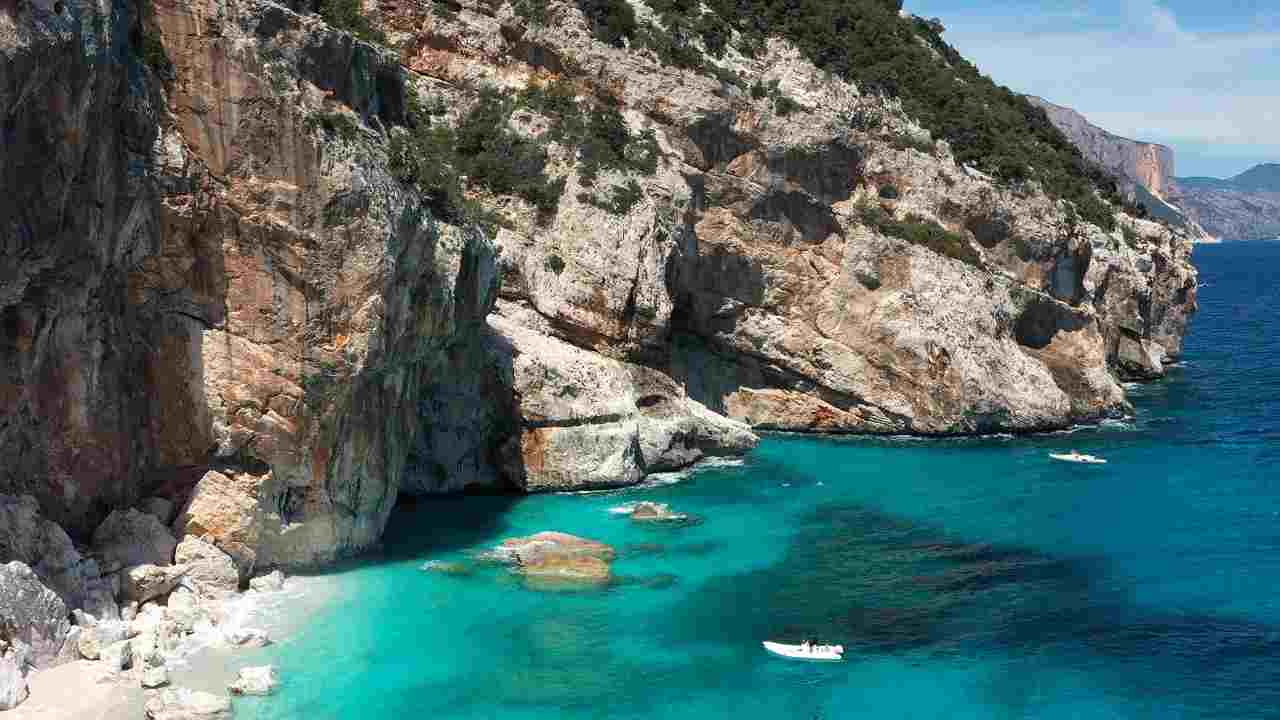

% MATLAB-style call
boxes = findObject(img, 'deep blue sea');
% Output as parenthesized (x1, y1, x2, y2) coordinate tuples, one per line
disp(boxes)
(236, 242, 1280, 719)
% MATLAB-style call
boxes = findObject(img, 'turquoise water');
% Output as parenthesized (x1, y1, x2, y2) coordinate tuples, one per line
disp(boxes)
(241, 242, 1280, 719)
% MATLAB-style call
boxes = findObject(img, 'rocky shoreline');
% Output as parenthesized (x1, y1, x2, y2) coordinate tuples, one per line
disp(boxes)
(0, 493, 333, 717)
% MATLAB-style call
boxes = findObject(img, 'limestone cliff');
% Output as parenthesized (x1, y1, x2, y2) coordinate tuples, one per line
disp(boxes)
(1026, 96, 1175, 201)
(1, 0, 1197, 570)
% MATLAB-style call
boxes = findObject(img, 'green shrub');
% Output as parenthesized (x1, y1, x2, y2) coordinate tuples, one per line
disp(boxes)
(878, 184, 899, 200)
(513, 0, 552, 25)
(889, 132, 934, 154)
(305, 111, 362, 142)
(391, 88, 563, 220)
(138, 30, 172, 75)
(585, 179, 645, 215)
(859, 202, 982, 267)
(544, 253, 566, 274)
(643, 0, 1123, 230)
(575, 0, 637, 47)
(317, 0, 386, 44)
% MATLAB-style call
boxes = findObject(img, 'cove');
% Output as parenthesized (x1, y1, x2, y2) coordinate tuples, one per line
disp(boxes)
(234, 242, 1280, 719)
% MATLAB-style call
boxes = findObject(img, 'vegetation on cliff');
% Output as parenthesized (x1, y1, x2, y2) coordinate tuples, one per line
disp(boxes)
(544, 0, 1124, 230)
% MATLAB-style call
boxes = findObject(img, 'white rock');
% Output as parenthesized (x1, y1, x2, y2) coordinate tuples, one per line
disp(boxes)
(54, 625, 83, 665)
(224, 627, 271, 648)
(77, 620, 127, 660)
(0, 644, 29, 711)
(123, 564, 187, 604)
(142, 665, 169, 689)
(100, 639, 133, 672)
(122, 601, 139, 624)
(228, 665, 277, 696)
(247, 570, 285, 593)
(143, 687, 233, 720)
(174, 537, 239, 599)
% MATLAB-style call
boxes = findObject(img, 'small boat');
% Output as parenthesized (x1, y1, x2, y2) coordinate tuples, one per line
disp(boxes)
(1049, 451, 1107, 465)
(762, 641, 845, 662)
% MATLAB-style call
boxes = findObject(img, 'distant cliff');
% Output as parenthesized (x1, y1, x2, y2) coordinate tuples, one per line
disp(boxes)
(1026, 96, 1175, 201)
(1171, 164, 1280, 241)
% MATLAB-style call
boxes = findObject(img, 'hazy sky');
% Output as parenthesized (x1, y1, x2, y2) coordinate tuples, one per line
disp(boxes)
(906, 0, 1279, 178)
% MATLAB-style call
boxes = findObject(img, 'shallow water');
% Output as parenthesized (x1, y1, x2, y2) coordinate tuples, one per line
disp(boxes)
(237, 242, 1280, 719)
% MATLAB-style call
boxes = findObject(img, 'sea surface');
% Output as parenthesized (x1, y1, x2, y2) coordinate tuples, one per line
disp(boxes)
(237, 242, 1280, 719)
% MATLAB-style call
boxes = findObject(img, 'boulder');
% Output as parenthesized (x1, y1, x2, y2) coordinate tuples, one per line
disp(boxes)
(0, 640, 30, 710)
(247, 570, 285, 593)
(54, 626, 83, 665)
(0, 495, 106, 617)
(144, 688, 233, 720)
(77, 620, 127, 661)
(139, 498, 176, 525)
(492, 532, 615, 566)
(0, 562, 72, 666)
(92, 510, 178, 571)
(174, 538, 239, 599)
(627, 502, 689, 523)
(123, 564, 187, 604)
(228, 665, 278, 696)
(142, 665, 169, 689)
(100, 639, 133, 672)
(165, 589, 208, 634)
(173, 470, 262, 581)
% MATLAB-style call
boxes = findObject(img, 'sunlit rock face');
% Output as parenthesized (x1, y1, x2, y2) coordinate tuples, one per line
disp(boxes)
(0, 0, 1196, 567)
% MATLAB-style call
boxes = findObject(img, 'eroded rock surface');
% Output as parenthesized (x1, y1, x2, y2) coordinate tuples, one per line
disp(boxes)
(1, 0, 1196, 575)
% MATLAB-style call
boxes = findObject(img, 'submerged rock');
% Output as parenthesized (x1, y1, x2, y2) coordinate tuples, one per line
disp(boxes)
(628, 502, 691, 524)
(144, 688, 233, 720)
(489, 533, 616, 590)
(229, 665, 278, 696)
(420, 561, 473, 577)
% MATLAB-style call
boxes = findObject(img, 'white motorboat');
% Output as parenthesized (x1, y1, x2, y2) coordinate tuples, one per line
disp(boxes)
(762, 641, 845, 661)
(1049, 451, 1107, 465)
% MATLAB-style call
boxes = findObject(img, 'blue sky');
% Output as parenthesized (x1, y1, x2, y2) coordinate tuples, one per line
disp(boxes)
(906, 0, 1279, 178)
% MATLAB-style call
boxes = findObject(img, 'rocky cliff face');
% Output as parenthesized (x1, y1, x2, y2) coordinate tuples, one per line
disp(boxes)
(1026, 96, 1176, 201)
(1171, 165, 1280, 241)
(2, 0, 1197, 572)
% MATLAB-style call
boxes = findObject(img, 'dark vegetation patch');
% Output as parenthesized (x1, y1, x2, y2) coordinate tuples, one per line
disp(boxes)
(314, 0, 386, 45)
(389, 87, 562, 226)
(859, 202, 982, 268)
(516, 78, 659, 208)
(574, 0, 637, 47)
(641, 0, 1125, 230)
(131, 0, 172, 77)
(580, 179, 645, 215)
